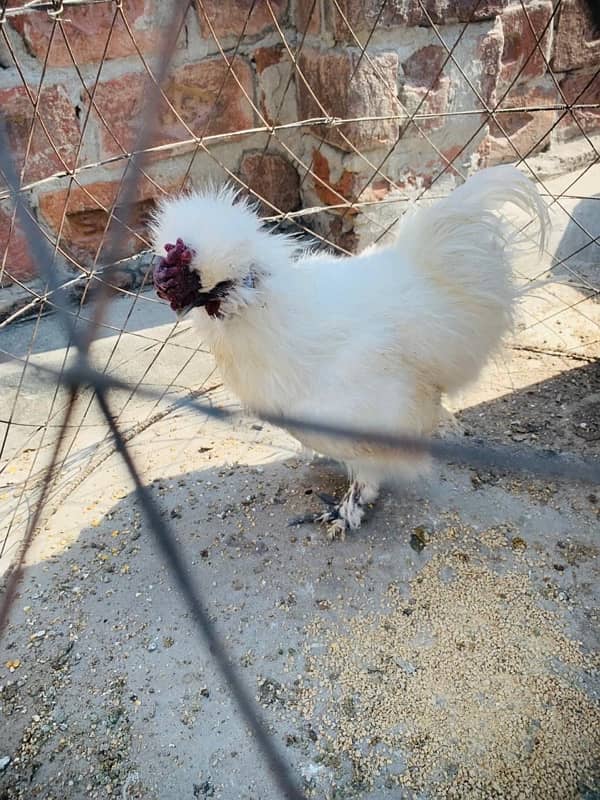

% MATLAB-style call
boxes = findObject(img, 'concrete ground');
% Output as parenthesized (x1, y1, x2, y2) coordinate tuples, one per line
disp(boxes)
(0, 166, 599, 800)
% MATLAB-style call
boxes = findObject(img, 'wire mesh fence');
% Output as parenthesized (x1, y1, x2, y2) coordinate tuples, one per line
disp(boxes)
(0, 1, 599, 798)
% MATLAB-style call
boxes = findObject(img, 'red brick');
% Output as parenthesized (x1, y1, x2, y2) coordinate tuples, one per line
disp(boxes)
(90, 72, 154, 159)
(197, 0, 287, 39)
(499, 2, 553, 88)
(552, 0, 600, 72)
(239, 151, 300, 213)
(38, 177, 167, 265)
(307, 207, 359, 253)
(400, 45, 451, 133)
(314, 172, 393, 211)
(327, 0, 509, 40)
(254, 45, 286, 74)
(163, 58, 255, 142)
(358, 178, 393, 204)
(254, 46, 297, 127)
(402, 45, 447, 88)
(0, 84, 80, 184)
(479, 82, 558, 166)
(297, 49, 402, 152)
(310, 148, 358, 210)
(93, 58, 255, 159)
(326, 216, 359, 253)
(9, 1, 164, 68)
(0, 205, 37, 287)
(293, 0, 321, 35)
(558, 68, 600, 141)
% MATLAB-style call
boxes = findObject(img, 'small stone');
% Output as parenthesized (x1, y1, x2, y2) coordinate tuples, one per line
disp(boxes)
(410, 526, 429, 552)
(511, 537, 527, 550)
(257, 677, 283, 706)
(147, 642, 158, 652)
(0, 756, 10, 771)
(193, 780, 215, 797)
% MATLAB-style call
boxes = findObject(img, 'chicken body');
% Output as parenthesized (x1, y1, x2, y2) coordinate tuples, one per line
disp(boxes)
(151, 166, 548, 537)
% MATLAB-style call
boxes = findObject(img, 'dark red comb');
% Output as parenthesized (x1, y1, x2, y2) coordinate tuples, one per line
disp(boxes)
(163, 238, 194, 266)
(153, 238, 200, 311)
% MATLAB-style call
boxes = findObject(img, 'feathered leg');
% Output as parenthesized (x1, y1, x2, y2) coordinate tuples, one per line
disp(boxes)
(318, 480, 379, 540)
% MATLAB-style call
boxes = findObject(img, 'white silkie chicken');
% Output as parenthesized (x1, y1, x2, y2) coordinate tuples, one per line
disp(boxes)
(151, 166, 547, 538)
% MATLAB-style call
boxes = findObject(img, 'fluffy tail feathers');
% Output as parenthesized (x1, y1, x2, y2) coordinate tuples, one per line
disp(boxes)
(396, 165, 549, 394)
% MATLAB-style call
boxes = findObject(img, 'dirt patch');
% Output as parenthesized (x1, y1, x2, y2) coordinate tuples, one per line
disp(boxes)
(295, 523, 600, 798)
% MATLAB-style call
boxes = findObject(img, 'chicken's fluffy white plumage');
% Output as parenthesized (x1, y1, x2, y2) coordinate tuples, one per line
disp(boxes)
(151, 166, 548, 537)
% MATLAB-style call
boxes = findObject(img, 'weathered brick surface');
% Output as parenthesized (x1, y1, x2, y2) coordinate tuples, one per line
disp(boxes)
(402, 45, 447, 88)
(0, 206, 37, 287)
(558, 68, 600, 141)
(309, 153, 450, 233)
(239, 151, 300, 213)
(552, 0, 600, 72)
(310, 148, 358, 210)
(38, 178, 166, 264)
(326, 215, 359, 253)
(253, 46, 286, 74)
(480, 82, 558, 165)
(327, 0, 510, 40)
(163, 58, 255, 140)
(93, 58, 254, 159)
(499, 1, 553, 87)
(254, 46, 297, 126)
(453, 0, 510, 22)
(293, 0, 321, 35)
(400, 45, 451, 133)
(0, 84, 81, 184)
(297, 49, 402, 152)
(478, 27, 504, 106)
(1, 0, 598, 279)
(197, 0, 287, 39)
(8, 1, 163, 68)
(89, 72, 152, 159)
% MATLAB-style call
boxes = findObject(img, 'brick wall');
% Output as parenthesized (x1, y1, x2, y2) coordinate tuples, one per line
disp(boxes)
(0, 0, 598, 291)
